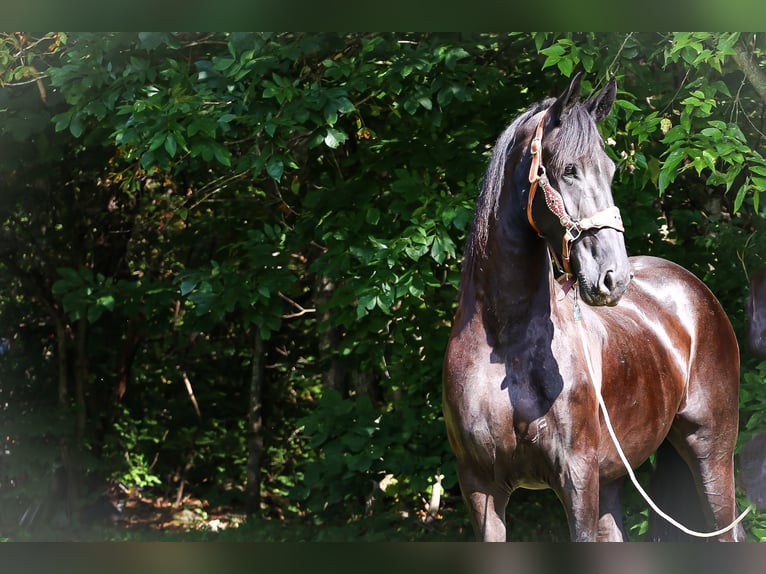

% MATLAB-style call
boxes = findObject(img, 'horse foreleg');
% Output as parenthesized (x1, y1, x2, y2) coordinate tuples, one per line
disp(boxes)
(598, 478, 626, 541)
(458, 466, 509, 542)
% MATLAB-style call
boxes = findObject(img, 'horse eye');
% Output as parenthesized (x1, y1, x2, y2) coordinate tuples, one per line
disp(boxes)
(563, 164, 577, 178)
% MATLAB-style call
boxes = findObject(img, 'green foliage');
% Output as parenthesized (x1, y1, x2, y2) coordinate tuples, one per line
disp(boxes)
(3, 31, 766, 541)
(52, 267, 116, 323)
(176, 223, 294, 339)
(293, 388, 452, 520)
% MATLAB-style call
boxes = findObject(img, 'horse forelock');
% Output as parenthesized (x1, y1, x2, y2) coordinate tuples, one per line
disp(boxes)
(547, 102, 604, 173)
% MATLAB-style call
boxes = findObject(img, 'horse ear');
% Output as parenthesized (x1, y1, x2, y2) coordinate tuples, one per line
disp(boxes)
(547, 71, 583, 125)
(585, 77, 617, 122)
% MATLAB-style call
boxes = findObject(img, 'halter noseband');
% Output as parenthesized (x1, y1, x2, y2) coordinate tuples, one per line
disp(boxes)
(525, 111, 625, 275)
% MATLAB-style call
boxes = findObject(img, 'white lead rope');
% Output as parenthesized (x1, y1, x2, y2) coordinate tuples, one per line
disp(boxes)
(573, 286, 752, 538)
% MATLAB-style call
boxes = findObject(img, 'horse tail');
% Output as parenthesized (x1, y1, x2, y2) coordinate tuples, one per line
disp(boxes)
(646, 440, 708, 541)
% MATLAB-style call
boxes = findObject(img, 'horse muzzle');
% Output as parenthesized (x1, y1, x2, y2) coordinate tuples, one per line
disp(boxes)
(572, 230, 632, 306)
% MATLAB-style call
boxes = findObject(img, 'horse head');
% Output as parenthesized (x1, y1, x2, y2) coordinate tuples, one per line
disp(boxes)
(525, 73, 632, 306)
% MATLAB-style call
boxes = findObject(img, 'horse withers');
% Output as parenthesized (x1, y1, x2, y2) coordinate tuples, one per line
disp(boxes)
(442, 73, 744, 542)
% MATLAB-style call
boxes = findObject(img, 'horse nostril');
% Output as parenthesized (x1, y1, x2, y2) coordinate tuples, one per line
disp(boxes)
(601, 269, 615, 293)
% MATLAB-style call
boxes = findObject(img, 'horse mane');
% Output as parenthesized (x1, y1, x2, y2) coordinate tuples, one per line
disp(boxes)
(466, 96, 605, 265)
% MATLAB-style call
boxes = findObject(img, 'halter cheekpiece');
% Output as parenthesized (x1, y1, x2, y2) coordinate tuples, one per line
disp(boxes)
(525, 111, 625, 276)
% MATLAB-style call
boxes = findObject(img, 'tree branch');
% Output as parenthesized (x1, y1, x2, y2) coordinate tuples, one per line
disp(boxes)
(277, 291, 315, 318)
(181, 370, 202, 419)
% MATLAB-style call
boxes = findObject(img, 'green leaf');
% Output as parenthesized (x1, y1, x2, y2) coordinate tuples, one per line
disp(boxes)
(87, 305, 104, 323)
(213, 57, 235, 71)
(663, 147, 687, 173)
(53, 112, 72, 133)
(557, 58, 574, 77)
(212, 143, 231, 166)
(418, 96, 432, 110)
(257, 285, 271, 298)
(336, 96, 355, 114)
(148, 132, 166, 152)
(658, 169, 671, 195)
(701, 149, 717, 172)
(138, 32, 168, 50)
(357, 292, 376, 318)
(96, 294, 116, 311)
(345, 454, 372, 472)
(540, 43, 566, 56)
(733, 182, 748, 213)
(324, 128, 347, 149)
(662, 125, 688, 144)
(615, 100, 640, 112)
(266, 157, 284, 181)
(69, 115, 84, 138)
(180, 278, 198, 296)
(365, 207, 381, 225)
(700, 127, 721, 139)
(164, 133, 177, 157)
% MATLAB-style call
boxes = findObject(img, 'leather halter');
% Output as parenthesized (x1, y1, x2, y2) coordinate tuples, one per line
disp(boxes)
(525, 111, 625, 275)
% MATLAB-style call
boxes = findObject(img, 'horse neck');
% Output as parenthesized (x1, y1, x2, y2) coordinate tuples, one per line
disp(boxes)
(467, 221, 554, 342)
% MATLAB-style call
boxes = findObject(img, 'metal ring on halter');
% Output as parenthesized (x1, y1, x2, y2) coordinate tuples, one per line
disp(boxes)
(565, 225, 582, 243)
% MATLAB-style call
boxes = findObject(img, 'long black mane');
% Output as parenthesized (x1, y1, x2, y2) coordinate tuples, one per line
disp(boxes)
(465, 96, 606, 266)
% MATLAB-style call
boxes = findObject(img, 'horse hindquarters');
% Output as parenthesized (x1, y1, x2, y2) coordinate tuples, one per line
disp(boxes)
(628, 257, 744, 542)
(649, 437, 744, 541)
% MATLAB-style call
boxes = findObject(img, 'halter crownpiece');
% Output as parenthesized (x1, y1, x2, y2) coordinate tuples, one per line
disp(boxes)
(525, 111, 624, 275)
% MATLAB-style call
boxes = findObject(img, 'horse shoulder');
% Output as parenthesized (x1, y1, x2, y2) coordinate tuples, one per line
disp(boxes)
(443, 311, 510, 444)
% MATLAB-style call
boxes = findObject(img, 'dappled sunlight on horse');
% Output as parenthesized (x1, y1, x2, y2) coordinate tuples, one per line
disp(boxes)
(442, 73, 745, 542)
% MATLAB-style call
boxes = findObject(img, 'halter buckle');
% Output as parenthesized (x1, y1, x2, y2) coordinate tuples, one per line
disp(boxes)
(565, 225, 582, 243)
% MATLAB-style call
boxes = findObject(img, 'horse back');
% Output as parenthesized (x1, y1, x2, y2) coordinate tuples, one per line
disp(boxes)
(620, 255, 739, 368)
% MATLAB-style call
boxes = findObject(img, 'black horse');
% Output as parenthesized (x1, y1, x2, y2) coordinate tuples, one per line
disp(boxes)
(443, 74, 744, 541)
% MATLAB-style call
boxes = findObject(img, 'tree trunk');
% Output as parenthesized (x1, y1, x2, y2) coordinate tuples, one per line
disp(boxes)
(51, 314, 78, 524)
(53, 315, 70, 406)
(733, 36, 766, 109)
(245, 328, 265, 515)
(315, 274, 384, 402)
(315, 274, 347, 395)
(350, 370, 383, 404)
(48, 312, 80, 526)
(114, 318, 141, 401)
(74, 317, 89, 441)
